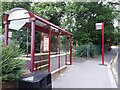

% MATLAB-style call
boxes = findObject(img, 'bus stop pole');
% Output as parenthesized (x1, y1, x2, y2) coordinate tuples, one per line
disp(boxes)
(102, 23, 104, 65)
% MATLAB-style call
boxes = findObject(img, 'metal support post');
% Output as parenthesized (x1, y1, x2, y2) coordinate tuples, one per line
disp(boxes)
(4, 23, 9, 47)
(70, 35, 72, 65)
(30, 19, 35, 72)
(58, 35, 60, 73)
(4, 14, 9, 47)
(65, 36, 68, 65)
(48, 31, 51, 72)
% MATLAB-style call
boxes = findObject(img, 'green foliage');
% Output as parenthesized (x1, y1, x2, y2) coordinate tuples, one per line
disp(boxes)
(10, 29, 29, 53)
(2, 2, 31, 12)
(11, 29, 41, 53)
(74, 43, 100, 58)
(1, 44, 25, 82)
(61, 2, 117, 46)
(114, 26, 120, 43)
(31, 2, 65, 25)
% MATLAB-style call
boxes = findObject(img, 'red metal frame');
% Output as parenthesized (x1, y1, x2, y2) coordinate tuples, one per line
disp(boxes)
(57, 35, 60, 73)
(48, 31, 51, 72)
(4, 14, 9, 47)
(35, 15, 72, 36)
(30, 19, 35, 72)
(4, 23, 9, 47)
(42, 33, 44, 52)
(70, 35, 72, 65)
(65, 36, 68, 65)
(35, 63, 38, 71)
(102, 23, 104, 65)
(29, 14, 36, 71)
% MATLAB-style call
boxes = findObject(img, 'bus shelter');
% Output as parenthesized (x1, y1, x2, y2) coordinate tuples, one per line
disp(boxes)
(3, 8, 72, 73)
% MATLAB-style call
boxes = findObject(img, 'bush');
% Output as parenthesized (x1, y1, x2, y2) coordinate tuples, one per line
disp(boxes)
(1, 44, 25, 82)
(74, 44, 100, 58)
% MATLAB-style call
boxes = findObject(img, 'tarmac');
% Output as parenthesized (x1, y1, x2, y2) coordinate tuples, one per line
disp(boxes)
(52, 46, 117, 88)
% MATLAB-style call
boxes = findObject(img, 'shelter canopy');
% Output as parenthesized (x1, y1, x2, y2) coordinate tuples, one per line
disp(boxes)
(4, 7, 72, 36)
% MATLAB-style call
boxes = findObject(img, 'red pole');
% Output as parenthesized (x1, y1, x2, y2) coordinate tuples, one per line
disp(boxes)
(3, 14, 9, 47)
(41, 33, 44, 53)
(4, 23, 9, 47)
(65, 36, 68, 65)
(35, 63, 38, 71)
(30, 20, 35, 72)
(102, 23, 104, 65)
(70, 35, 72, 65)
(56, 36, 58, 54)
(58, 35, 60, 73)
(48, 32, 51, 72)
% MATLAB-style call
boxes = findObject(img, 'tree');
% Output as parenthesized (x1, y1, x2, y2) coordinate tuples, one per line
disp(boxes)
(61, 2, 117, 46)
(31, 2, 66, 52)
(1, 44, 25, 82)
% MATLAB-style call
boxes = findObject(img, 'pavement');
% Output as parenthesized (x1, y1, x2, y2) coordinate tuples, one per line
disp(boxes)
(118, 45, 120, 88)
(52, 46, 117, 88)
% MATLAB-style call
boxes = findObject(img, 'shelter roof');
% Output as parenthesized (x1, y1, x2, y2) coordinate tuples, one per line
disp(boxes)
(4, 8, 72, 36)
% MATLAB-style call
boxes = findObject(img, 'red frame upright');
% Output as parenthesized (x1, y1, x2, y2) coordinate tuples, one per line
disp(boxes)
(3, 14, 9, 47)
(58, 35, 60, 73)
(70, 36, 72, 65)
(48, 31, 51, 72)
(30, 19, 35, 72)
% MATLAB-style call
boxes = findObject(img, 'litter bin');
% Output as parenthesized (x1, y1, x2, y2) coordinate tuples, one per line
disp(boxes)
(19, 71, 52, 90)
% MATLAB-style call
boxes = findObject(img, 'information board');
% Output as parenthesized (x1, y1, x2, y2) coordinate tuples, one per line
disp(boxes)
(96, 23, 103, 30)
(43, 37, 49, 52)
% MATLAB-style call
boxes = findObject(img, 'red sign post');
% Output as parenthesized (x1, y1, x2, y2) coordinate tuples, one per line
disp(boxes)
(96, 23, 104, 65)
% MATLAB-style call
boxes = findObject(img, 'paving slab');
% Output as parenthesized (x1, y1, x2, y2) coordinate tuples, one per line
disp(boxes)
(52, 48, 117, 88)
